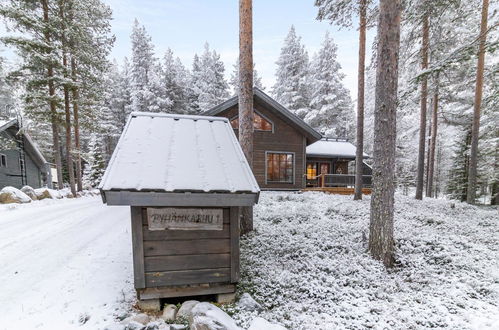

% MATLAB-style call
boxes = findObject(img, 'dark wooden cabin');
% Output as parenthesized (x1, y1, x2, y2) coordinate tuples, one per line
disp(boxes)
(0, 119, 50, 189)
(204, 88, 322, 190)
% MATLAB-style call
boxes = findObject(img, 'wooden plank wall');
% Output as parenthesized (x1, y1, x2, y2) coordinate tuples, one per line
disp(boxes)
(218, 100, 307, 190)
(135, 207, 237, 289)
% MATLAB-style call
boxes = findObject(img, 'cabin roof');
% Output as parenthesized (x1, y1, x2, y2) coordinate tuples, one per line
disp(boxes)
(0, 118, 48, 167)
(306, 138, 369, 159)
(204, 87, 322, 144)
(99, 112, 260, 199)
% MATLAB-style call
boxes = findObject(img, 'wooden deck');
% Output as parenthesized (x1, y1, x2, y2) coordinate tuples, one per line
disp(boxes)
(302, 187, 372, 195)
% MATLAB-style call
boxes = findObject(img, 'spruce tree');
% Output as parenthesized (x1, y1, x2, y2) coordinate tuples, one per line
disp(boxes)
(229, 61, 264, 94)
(306, 32, 353, 138)
(83, 134, 106, 188)
(272, 26, 311, 119)
(191, 43, 229, 111)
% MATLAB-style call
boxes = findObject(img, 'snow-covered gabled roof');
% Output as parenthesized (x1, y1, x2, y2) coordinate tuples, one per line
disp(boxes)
(204, 87, 322, 144)
(0, 118, 48, 167)
(99, 112, 260, 206)
(306, 138, 369, 159)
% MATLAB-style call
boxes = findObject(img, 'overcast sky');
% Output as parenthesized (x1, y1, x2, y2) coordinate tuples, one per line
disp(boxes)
(0, 0, 376, 100)
(105, 0, 375, 99)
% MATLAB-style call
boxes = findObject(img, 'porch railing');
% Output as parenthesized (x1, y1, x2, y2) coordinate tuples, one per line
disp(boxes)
(305, 174, 372, 188)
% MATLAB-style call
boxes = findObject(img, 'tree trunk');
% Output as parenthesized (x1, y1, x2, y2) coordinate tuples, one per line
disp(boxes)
(415, 12, 429, 200)
(60, 3, 76, 197)
(42, 0, 63, 190)
(426, 80, 439, 197)
(369, 0, 401, 268)
(71, 57, 83, 191)
(467, 0, 489, 204)
(425, 101, 431, 196)
(354, 0, 367, 201)
(239, 0, 254, 235)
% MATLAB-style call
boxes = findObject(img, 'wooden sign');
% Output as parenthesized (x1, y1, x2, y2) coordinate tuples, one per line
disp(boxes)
(147, 208, 223, 231)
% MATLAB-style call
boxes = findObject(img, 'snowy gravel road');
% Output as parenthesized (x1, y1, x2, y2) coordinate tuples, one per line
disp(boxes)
(0, 197, 135, 330)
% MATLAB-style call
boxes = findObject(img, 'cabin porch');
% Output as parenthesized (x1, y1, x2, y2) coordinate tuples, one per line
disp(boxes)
(303, 157, 372, 194)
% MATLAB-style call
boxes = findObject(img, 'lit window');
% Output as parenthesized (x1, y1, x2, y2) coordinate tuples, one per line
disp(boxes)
(0, 154, 6, 167)
(230, 112, 273, 131)
(306, 163, 317, 179)
(266, 152, 293, 183)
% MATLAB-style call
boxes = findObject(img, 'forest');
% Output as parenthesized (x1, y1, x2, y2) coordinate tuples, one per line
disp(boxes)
(0, 0, 497, 204)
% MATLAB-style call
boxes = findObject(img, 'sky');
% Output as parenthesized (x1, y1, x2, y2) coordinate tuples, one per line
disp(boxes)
(105, 0, 375, 99)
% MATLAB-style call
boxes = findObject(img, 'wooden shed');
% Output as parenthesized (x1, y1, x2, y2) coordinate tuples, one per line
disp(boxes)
(99, 112, 259, 310)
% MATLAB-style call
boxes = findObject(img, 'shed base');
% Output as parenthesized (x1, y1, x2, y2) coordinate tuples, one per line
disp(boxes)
(137, 298, 161, 312)
(137, 283, 236, 301)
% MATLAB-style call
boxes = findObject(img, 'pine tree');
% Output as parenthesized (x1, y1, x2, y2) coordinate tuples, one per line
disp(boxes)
(83, 134, 106, 188)
(306, 32, 353, 138)
(369, 0, 401, 268)
(191, 43, 229, 111)
(272, 26, 311, 119)
(0, 0, 65, 189)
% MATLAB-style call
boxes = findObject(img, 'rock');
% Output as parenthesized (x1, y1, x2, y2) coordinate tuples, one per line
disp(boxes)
(189, 302, 241, 330)
(168, 325, 187, 330)
(124, 321, 145, 330)
(60, 188, 75, 198)
(237, 293, 262, 312)
(131, 313, 150, 325)
(161, 304, 177, 322)
(0, 186, 32, 204)
(176, 300, 199, 320)
(34, 188, 62, 200)
(247, 317, 286, 330)
(21, 186, 38, 200)
(144, 321, 162, 330)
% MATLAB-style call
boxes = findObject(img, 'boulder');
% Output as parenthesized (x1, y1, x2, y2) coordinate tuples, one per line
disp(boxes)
(161, 304, 177, 322)
(124, 321, 145, 330)
(237, 293, 262, 312)
(34, 188, 63, 200)
(176, 300, 199, 321)
(130, 313, 151, 325)
(21, 186, 38, 200)
(247, 317, 286, 330)
(0, 186, 32, 204)
(59, 188, 75, 198)
(189, 302, 241, 330)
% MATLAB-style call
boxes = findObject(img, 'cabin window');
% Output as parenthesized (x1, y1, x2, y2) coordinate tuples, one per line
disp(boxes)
(306, 163, 317, 179)
(0, 154, 6, 167)
(230, 112, 273, 131)
(266, 152, 294, 183)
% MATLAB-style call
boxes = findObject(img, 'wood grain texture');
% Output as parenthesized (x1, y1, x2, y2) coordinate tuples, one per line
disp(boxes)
(131, 206, 146, 289)
(138, 283, 235, 300)
(230, 207, 240, 282)
(143, 239, 230, 257)
(145, 268, 230, 286)
(144, 254, 231, 272)
(142, 224, 230, 241)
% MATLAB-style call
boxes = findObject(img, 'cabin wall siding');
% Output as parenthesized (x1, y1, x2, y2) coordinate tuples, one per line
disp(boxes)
(216, 100, 306, 190)
(0, 130, 43, 189)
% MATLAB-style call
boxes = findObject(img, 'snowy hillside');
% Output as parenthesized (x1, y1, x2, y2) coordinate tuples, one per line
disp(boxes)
(0, 192, 497, 329)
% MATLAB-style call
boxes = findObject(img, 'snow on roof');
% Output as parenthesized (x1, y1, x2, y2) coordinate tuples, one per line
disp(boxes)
(0, 119, 16, 131)
(99, 112, 260, 194)
(306, 138, 369, 158)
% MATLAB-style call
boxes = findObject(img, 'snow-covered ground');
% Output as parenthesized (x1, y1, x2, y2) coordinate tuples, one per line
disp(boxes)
(0, 192, 497, 329)
(233, 192, 499, 329)
(0, 196, 136, 329)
